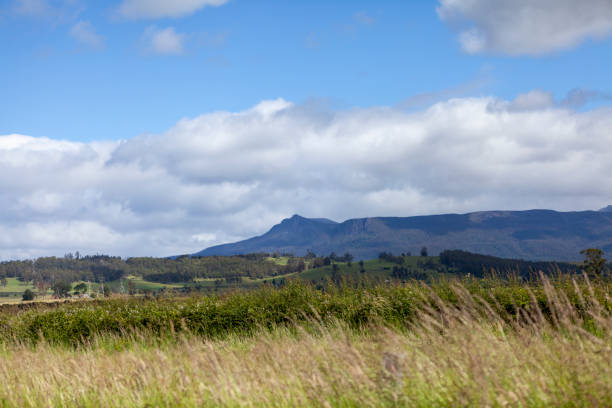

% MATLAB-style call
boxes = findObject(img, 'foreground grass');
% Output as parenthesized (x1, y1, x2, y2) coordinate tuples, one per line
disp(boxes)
(0, 277, 610, 407)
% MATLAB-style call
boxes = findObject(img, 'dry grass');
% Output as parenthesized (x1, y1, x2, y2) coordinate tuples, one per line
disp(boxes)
(0, 279, 610, 407)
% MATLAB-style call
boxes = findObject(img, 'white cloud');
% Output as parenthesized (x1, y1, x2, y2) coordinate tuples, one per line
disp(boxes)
(437, 0, 612, 55)
(144, 26, 185, 55)
(118, 0, 229, 19)
(2, 96, 612, 259)
(70, 20, 104, 49)
(506, 90, 555, 111)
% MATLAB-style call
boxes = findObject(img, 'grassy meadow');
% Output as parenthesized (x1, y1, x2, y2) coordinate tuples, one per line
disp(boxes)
(0, 277, 36, 294)
(0, 275, 610, 407)
(0, 277, 46, 302)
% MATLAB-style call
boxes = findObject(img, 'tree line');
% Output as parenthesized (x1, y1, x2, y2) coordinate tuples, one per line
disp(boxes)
(438, 250, 582, 279)
(0, 253, 308, 286)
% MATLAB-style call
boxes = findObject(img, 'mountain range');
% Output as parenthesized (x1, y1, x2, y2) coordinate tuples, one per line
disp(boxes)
(195, 208, 612, 261)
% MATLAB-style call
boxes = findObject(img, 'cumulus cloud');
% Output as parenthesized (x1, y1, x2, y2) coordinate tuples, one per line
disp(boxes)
(437, 0, 612, 55)
(2, 96, 612, 259)
(118, 0, 229, 19)
(70, 20, 104, 49)
(144, 26, 185, 55)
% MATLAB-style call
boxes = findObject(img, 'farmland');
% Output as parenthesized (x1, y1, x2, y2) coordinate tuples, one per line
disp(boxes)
(0, 250, 587, 305)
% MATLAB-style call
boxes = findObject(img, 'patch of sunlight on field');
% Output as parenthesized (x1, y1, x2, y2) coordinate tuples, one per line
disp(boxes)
(0, 277, 35, 293)
(266, 256, 290, 265)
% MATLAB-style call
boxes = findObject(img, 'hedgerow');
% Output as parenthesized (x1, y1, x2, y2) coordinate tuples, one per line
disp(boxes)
(0, 276, 609, 346)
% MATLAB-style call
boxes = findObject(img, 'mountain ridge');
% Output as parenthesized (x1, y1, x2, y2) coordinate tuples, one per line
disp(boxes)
(195, 209, 612, 261)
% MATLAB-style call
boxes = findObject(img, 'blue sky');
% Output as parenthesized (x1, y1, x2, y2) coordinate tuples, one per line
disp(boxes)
(2, 0, 612, 258)
(3, 0, 611, 141)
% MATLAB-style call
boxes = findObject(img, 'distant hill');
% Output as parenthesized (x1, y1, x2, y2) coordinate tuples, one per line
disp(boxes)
(195, 209, 612, 261)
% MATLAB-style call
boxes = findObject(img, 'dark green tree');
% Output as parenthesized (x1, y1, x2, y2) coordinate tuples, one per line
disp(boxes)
(580, 248, 607, 278)
(420, 247, 428, 257)
(52, 281, 71, 298)
(22, 289, 35, 301)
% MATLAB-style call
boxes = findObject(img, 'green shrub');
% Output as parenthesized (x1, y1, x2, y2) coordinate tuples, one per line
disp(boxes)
(22, 289, 35, 301)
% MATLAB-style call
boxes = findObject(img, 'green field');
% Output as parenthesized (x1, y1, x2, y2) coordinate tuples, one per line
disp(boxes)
(0, 277, 179, 304)
(105, 277, 184, 291)
(265, 256, 290, 265)
(0, 277, 37, 298)
(0, 277, 33, 291)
